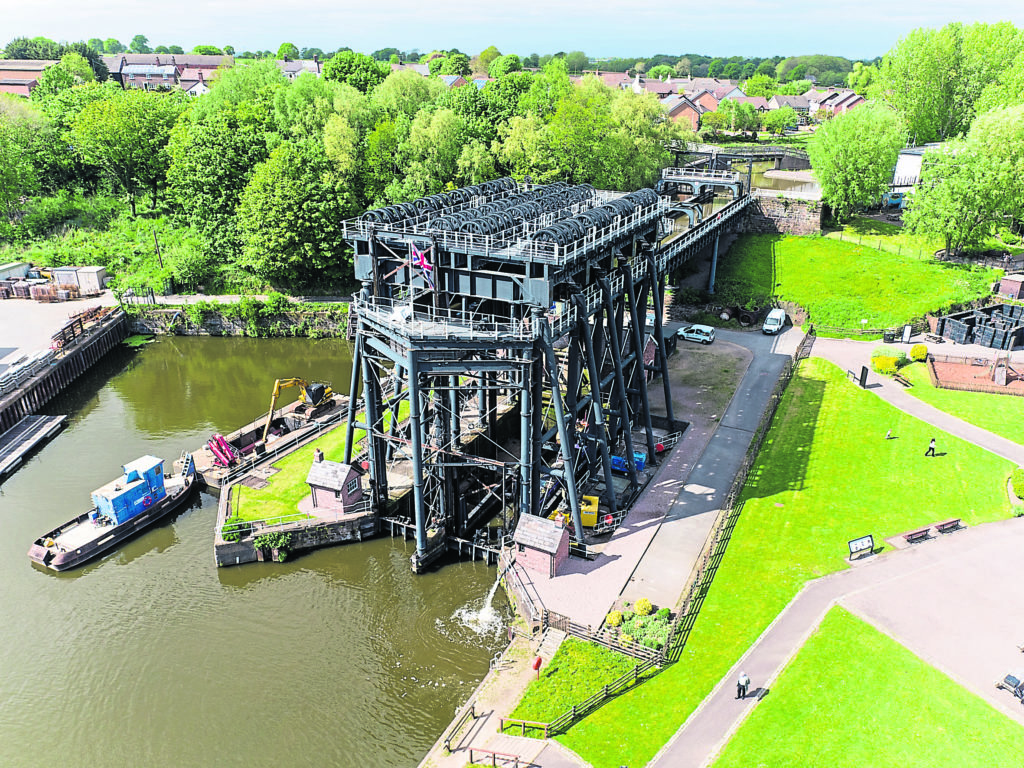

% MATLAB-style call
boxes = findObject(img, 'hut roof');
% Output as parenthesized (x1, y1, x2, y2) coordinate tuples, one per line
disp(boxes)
(306, 459, 353, 491)
(513, 514, 564, 554)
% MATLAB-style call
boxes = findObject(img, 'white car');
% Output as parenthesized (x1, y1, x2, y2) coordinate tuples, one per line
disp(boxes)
(676, 324, 715, 344)
(762, 308, 786, 335)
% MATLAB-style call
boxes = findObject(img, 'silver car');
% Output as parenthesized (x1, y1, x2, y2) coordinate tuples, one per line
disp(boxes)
(676, 324, 715, 345)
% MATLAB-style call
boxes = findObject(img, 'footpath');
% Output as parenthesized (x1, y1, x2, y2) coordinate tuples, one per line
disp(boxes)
(422, 327, 800, 768)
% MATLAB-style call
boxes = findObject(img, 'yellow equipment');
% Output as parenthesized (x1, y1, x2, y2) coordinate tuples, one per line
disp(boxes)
(580, 495, 599, 528)
(261, 378, 334, 443)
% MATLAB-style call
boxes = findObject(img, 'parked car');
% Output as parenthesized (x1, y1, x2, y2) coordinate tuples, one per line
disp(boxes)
(762, 308, 786, 335)
(676, 324, 715, 345)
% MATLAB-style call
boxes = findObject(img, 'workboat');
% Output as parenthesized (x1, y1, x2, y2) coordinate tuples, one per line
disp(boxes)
(28, 453, 197, 571)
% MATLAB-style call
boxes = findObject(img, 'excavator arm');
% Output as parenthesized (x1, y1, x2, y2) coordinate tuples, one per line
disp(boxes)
(262, 378, 306, 443)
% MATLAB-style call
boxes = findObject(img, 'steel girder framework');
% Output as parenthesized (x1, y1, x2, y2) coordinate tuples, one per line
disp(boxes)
(342, 179, 679, 571)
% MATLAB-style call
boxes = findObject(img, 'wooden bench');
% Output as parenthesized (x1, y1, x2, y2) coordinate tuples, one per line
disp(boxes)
(893, 373, 912, 387)
(935, 518, 961, 534)
(903, 527, 931, 544)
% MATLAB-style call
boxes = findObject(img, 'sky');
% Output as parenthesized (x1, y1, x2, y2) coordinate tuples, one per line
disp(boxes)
(5, 0, 1024, 60)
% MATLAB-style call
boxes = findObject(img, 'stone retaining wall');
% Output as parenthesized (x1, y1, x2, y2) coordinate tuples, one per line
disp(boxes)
(129, 307, 349, 338)
(744, 195, 823, 236)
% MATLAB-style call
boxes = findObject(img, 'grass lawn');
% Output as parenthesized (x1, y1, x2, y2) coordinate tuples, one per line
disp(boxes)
(715, 234, 998, 330)
(713, 607, 1024, 768)
(509, 639, 639, 726)
(900, 362, 1024, 447)
(232, 423, 364, 523)
(823, 215, 944, 260)
(559, 358, 1014, 768)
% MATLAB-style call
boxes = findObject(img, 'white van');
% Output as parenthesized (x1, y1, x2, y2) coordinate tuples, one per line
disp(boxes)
(762, 308, 786, 335)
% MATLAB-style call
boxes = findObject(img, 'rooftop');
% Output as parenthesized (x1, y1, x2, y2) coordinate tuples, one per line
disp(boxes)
(513, 514, 565, 554)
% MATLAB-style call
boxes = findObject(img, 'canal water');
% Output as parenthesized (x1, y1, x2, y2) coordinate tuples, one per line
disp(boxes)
(0, 336, 510, 767)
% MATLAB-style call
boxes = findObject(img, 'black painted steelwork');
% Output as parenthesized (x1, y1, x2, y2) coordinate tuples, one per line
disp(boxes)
(343, 177, 748, 571)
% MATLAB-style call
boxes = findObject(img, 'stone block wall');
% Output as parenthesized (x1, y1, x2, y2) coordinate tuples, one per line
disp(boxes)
(744, 195, 823, 236)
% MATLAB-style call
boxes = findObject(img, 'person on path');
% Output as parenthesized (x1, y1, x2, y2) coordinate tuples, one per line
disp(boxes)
(925, 438, 936, 457)
(736, 671, 751, 699)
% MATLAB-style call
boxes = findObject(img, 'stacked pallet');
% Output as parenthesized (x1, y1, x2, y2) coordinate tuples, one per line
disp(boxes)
(939, 304, 1024, 349)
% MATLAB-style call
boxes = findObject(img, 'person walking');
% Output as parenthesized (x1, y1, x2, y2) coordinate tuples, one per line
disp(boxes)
(736, 671, 751, 699)
(925, 438, 936, 457)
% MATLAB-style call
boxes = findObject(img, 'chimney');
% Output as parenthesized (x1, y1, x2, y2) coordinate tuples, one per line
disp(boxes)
(313, 53, 318, 63)
(314, 448, 324, 463)
(155, 56, 160, 66)
(171, 55, 176, 66)
(198, 70, 204, 82)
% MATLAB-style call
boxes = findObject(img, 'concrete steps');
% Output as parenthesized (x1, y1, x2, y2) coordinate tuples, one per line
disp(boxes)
(536, 628, 566, 662)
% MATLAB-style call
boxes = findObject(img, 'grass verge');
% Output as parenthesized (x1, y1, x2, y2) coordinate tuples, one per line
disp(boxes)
(899, 362, 1024, 447)
(715, 234, 998, 329)
(713, 607, 1024, 767)
(559, 358, 1013, 768)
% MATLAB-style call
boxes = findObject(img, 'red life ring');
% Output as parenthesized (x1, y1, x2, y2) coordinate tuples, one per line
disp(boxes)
(143, 495, 153, 508)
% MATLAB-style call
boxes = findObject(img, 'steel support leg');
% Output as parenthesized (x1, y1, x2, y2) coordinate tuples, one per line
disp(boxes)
(623, 263, 659, 463)
(647, 253, 675, 425)
(600, 278, 639, 488)
(407, 353, 428, 558)
(541, 319, 583, 540)
(708, 231, 720, 295)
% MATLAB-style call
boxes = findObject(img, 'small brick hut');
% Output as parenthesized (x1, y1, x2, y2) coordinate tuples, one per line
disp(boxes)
(998, 274, 1024, 301)
(306, 455, 364, 513)
(513, 514, 571, 579)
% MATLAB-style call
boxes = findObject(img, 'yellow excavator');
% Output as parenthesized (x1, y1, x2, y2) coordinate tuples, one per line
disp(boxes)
(261, 378, 334, 443)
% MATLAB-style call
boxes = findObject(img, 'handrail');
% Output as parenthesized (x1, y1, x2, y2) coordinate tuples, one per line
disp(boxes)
(443, 702, 476, 752)
(498, 717, 549, 739)
(468, 747, 523, 767)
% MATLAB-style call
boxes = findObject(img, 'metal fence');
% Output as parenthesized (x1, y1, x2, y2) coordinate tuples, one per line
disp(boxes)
(926, 355, 1024, 398)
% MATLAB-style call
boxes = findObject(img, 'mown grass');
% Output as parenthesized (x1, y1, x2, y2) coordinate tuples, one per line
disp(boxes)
(823, 215, 945, 259)
(559, 358, 1014, 768)
(509, 639, 638, 725)
(715, 234, 998, 329)
(901, 362, 1024, 447)
(713, 607, 1024, 768)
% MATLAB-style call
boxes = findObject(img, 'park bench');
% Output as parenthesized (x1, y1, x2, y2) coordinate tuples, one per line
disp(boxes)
(924, 333, 944, 344)
(893, 373, 912, 387)
(935, 518, 961, 534)
(903, 527, 931, 544)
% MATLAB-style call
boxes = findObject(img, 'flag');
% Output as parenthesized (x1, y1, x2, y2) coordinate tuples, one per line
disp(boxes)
(411, 244, 434, 290)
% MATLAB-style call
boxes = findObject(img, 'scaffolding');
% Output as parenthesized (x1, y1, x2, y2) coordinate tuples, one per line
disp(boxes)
(344, 177, 718, 571)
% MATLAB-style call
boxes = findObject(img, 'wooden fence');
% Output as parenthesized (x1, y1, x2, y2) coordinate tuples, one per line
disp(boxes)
(926, 355, 1024, 398)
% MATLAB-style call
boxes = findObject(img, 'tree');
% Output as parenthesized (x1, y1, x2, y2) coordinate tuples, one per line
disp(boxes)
(975, 49, 1024, 114)
(322, 50, 388, 93)
(70, 89, 187, 215)
(761, 105, 798, 135)
(876, 22, 1024, 143)
(372, 69, 445, 120)
(236, 139, 352, 289)
(707, 58, 724, 78)
(519, 58, 572, 119)
(103, 38, 126, 54)
(488, 54, 522, 79)
(437, 53, 471, 76)
(276, 42, 300, 60)
(188, 59, 285, 122)
(846, 62, 877, 94)
(224, 45, 235, 56)
(371, 48, 400, 62)
(168, 45, 184, 55)
(87, 38, 104, 53)
(130, 35, 151, 54)
(808, 102, 905, 222)
(522, 53, 539, 68)
(166, 106, 272, 258)
(384, 108, 471, 201)
(647, 64, 674, 80)
(717, 99, 758, 132)
(31, 53, 94, 102)
(674, 57, 692, 77)
(479, 46, 501, 72)
(743, 73, 777, 97)
(700, 110, 727, 136)
(565, 51, 588, 74)
(192, 45, 223, 55)
(722, 62, 742, 80)
(154, 45, 169, 54)
(0, 105, 40, 225)
(60, 42, 109, 81)
(905, 105, 1024, 254)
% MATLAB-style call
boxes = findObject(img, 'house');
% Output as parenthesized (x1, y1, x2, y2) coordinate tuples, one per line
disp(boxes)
(892, 143, 943, 188)
(686, 88, 719, 113)
(829, 91, 864, 115)
(512, 513, 570, 579)
(104, 54, 231, 88)
(437, 74, 468, 88)
(804, 88, 864, 116)
(471, 78, 491, 90)
(389, 62, 430, 76)
(275, 56, 323, 80)
(767, 94, 810, 113)
(0, 59, 56, 97)
(178, 68, 210, 96)
(305, 455, 365, 514)
(674, 77, 739, 93)
(712, 85, 745, 101)
(121, 63, 178, 90)
(732, 96, 769, 113)
(661, 94, 705, 131)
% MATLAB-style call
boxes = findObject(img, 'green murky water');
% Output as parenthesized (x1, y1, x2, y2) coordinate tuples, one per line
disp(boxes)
(0, 336, 509, 767)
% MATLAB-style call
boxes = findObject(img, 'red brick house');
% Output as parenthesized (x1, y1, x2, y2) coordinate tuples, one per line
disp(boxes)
(0, 59, 56, 97)
(306, 457, 365, 513)
(513, 514, 570, 579)
(662, 94, 705, 131)
(686, 89, 720, 113)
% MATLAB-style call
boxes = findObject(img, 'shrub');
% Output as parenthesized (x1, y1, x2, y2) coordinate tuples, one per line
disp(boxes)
(1012, 467, 1024, 500)
(620, 634, 634, 646)
(873, 355, 899, 376)
(910, 344, 928, 362)
(606, 610, 623, 628)
(221, 517, 253, 542)
(656, 607, 671, 621)
(635, 597, 653, 616)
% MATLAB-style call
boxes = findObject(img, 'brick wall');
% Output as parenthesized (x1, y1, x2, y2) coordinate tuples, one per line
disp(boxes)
(744, 195, 822, 236)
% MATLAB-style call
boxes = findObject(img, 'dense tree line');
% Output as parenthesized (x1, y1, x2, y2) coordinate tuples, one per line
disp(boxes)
(0, 52, 685, 294)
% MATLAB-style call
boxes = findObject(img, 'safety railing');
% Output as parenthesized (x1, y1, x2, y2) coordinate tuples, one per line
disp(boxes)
(662, 167, 740, 182)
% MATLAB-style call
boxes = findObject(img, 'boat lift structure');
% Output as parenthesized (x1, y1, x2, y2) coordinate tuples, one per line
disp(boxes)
(343, 176, 750, 571)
